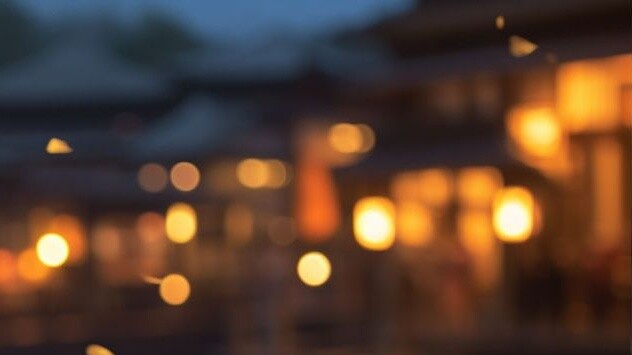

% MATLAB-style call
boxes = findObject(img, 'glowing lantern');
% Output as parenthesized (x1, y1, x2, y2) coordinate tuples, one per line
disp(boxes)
(396, 201, 434, 247)
(165, 203, 197, 244)
(456, 167, 503, 207)
(507, 105, 562, 158)
(556, 59, 620, 132)
(237, 158, 269, 189)
(509, 36, 537, 57)
(46, 137, 73, 154)
(328, 123, 375, 154)
(86, 344, 114, 355)
(36, 233, 69, 267)
(495, 15, 505, 30)
(492, 187, 535, 243)
(159, 273, 191, 306)
(354, 197, 396, 251)
(296, 252, 331, 287)
(170, 162, 200, 192)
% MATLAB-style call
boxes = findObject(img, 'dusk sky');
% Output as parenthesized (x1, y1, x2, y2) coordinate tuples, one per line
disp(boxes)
(18, 0, 414, 42)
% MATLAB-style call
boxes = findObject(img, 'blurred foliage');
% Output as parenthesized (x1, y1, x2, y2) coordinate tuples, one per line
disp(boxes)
(0, 1, 40, 67)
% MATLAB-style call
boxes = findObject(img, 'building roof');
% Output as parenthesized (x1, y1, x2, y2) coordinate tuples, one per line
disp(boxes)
(0, 38, 170, 107)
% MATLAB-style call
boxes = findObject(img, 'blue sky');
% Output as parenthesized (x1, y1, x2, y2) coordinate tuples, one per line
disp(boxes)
(18, 0, 413, 42)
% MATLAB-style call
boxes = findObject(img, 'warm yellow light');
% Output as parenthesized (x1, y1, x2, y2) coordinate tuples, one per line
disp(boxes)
(46, 137, 72, 154)
(418, 168, 454, 208)
(396, 201, 434, 247)
(17, 249, 51, 284)
(556, 59, 620, 132)
(36, 233, 69, 267)
(165, 203, 197, 244)
(170, 162, 200, 192)
(328, 123, 375, 154)
(49, 214, 86, 264)
(493, 187, 535, 243)
(495, 15, 505, 30)
(328, 123, 362, 153)
(159, 273, 191, 306)
(237, 158, 269, 189)
(296, 251, 331, 287)
(354, 197, 396, 251)
(137, 163, 168, 193)
(457, 167, 503, 207)
(86, 344, 114, 355)
(509, 35, 537, 57)
(508, 105, 562, 158)
(224, 203, 254, 247)
(357, 124, 376, 153)
(265, 159, 290, 188)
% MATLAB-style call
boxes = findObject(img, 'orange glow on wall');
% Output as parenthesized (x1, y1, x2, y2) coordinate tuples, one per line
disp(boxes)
(16, 249, 51, 284)
(457, 210, 500, 290)
(418, 168, 454, 208)
(391, 172, 419, 201)
(0, 249, 17, 287)
(295, 158, 340, 242)
(493, 187, 536, 243)
(354, 197, 396, 251)
(396, 201, 434, 247)
(556, 59, 620, 132)
(456, 167, 503, 207)
(507, 105, 563, 158)
(458, 210, 494, 254)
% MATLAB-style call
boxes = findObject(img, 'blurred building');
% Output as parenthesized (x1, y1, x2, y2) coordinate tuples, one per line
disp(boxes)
(0, 0, 630, 354)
